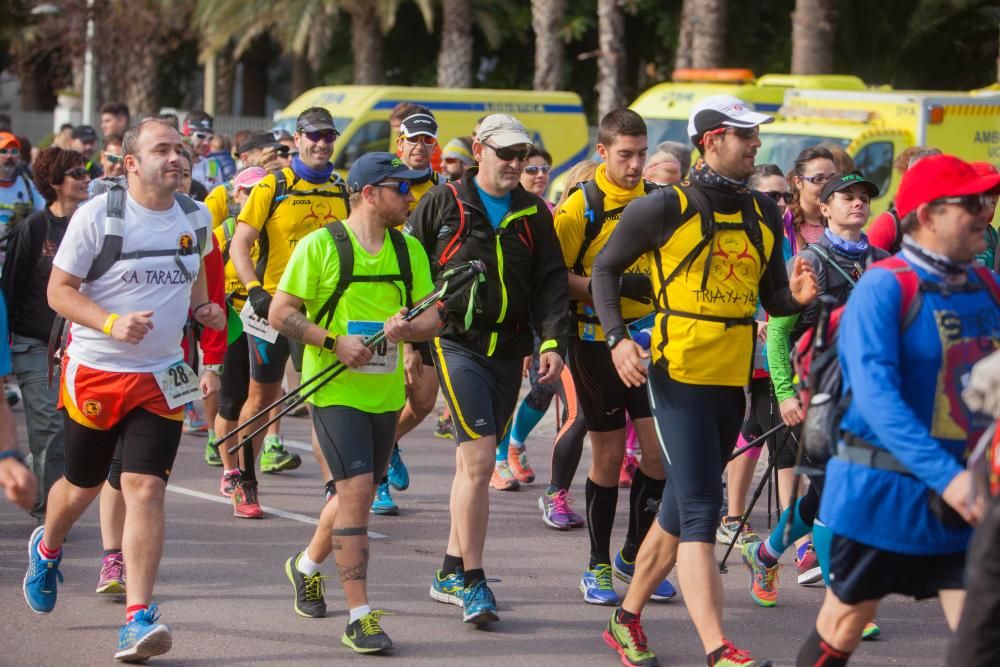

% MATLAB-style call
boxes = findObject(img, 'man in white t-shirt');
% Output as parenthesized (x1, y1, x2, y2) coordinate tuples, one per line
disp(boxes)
(21, 119, 226, 663)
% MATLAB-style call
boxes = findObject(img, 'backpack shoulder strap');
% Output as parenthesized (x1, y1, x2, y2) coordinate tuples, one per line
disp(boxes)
(387, 227, 413, 309)
(743, 192, 769, 267)
(873, 256, 922, 328)
(266, 168, 290, 220)
(971, 264, 1000, 306)
(642, 179, 661, 195)
(86, 186, 127, 282)
(314, 220, 354, 328)
(571, 179, 605, 275)
(173, 192, 206, 252)
(438, 181, 467, 267)
(806, 243, 857, 288)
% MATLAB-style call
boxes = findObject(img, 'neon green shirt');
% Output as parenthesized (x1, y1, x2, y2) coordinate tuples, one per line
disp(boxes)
(278, 224, 434, 412)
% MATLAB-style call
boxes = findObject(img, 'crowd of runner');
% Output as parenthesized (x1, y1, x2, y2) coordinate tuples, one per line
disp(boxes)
(0, 93, 998, 667)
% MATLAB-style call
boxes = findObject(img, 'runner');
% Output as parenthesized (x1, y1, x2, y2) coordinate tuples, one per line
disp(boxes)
(796, 154, 1000, 667)
(553, 108, 673, 607)
(591, 95, 818, 667)
(408, 113, 570, 624)
(228, 107, 351, 517)
(271, 152, 437, 653)
(22, 118, 226, 661)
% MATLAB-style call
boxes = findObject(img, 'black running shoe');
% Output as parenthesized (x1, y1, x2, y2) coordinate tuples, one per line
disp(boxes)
(284, 553, 327, 618)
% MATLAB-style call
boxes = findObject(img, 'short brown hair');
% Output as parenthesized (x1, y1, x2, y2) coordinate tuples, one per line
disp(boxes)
(32, 146, 86, 204)
(597, 108, 646, 148)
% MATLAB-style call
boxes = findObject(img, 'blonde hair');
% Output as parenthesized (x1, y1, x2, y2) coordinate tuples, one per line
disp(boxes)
(554, 160, 600, 210)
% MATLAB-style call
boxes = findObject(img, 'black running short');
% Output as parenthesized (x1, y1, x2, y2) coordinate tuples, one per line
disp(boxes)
(827, 532, 966, 605)
(741, 376, 798, 470)
(568, 340, 651, 432)
(248, 333, 303, 384)
(217, 333, 250, 421)
(311, 405, 399, 482)
(432, 337, 521, 444)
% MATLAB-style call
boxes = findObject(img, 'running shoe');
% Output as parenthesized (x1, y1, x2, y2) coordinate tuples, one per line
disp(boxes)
(325, 480, 336, 503)
(539, 489, 574, 530)
(285, 553, 327, 618)
(740, 541, 779, 608)
(434, 413, 454, 439)
(232, 480, 264, 519)
(260, 435, 302, 473)
(708, 639, 772, 666)
(387, 445, 409, 491)
(490, 461, 520, 491)
(114, 604, 172, 662)
(183, 406, 207, 433)
(96, 551, 126, 596)
(204, 439, 222, 467)
(371, 482, 398, 515)
(580, 564, 618, 606)
(716, 517, 760, 546)
(603, 608, 659, 666)
(429, 568, 465, 606)
(795, 543, 823, 585)
(342, 610, 393, 654)
(463, 580, 499, 624)
(619, 453, 639, 488)
(612, 549, 676, 601)
(23, 526, 62, 614)
(220, 470, 240, 497)
(508, 445, 535, 483)
(862, 622, 881, 640)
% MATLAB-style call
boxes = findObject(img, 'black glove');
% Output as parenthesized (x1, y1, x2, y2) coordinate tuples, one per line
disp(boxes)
(619, 273, 653, 304)
(247, 285, 273, 320)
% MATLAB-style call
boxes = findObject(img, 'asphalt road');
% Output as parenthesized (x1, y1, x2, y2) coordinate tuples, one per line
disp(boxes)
(0, 393, 956, 666)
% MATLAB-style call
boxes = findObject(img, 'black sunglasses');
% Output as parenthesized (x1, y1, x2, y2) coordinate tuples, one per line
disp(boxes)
(930, 194, 992, 216)
(64, 167, 90, 180)
(763, 190, 792, 204)
(483, 142, 530, 162)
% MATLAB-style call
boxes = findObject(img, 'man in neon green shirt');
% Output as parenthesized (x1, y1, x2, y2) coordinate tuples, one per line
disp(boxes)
(268, 152, 439, 655)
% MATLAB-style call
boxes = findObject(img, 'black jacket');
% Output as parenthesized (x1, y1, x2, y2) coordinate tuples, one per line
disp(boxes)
(407, 168, 571, 359)
(1, 208, 67, 341)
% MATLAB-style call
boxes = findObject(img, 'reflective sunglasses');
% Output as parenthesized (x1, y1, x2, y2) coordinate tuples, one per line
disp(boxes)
(305, 130, 338, 144)
(402, 134, 437, 146)
(374, 181, 412, 195)
(0, 147, 20, 157)
(763, 190, 792, 204)
(800, 173, 836, 185)
(483, 142, 530, 162)
(524, 164, 551, 175)
(64, 167, 90, 180)
(930, 194, 992, 216)
(192, 131, 212, 141)
(105, 153, 124, 164)
(704, 126, 759, 141)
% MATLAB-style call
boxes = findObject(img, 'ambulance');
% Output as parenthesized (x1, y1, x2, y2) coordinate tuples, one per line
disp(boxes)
(273, 85, 589, 181)
(757, 88, 1000, 214)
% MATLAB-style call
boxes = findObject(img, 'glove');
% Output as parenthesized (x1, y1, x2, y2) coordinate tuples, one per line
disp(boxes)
(247, 285, 273, 320)
(619, 273, 653, 304)
(963, 350, 1000, 419)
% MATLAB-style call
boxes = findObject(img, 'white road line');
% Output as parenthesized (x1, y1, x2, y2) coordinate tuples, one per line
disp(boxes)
(166, 485, 388, 539)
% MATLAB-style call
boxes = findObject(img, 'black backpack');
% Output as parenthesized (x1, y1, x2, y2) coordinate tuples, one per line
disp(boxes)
(569, 178, 660, 276)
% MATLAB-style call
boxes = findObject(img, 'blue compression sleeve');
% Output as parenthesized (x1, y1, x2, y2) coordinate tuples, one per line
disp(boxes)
(811, 518, 833, 587)
(510, 401, 546, 447)
(496, 431, 510, 463)
(764, 497, 812, 559)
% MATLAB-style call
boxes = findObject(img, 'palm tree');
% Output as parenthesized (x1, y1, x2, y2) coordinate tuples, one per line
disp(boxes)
(690, 0, 726, 69)
(437, 0, 473, 88)
(531, 0, 566, 90)
(596, 0, 626, 118)
(791, 0, 837, 74)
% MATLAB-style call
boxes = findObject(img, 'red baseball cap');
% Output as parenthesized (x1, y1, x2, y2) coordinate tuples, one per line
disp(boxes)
(0, 132, 21, 151)
(895, 154, 1000, 218)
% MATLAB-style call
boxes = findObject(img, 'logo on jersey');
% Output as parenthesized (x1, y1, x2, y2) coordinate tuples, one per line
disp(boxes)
(82, 399, 102, 418)
(301, 200, 339, 228)
(178, 232, 194, 250)
(710, 237, 758, 282)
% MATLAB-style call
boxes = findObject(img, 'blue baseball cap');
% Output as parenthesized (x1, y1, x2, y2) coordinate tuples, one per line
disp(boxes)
(347, 152, 430, 193)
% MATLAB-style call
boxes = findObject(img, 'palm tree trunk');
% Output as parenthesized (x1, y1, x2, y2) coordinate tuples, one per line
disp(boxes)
(596, 0, 626, 119)
(216, 44, 235, 116)
(675, 0, 695, 70)
(532, 0, 566, 90)
(791, 0, 837, 74)
(348, 2, 384, 84)
(291, 53, 313, 99)
(437, 0, 473, 88)
(125, 47, 159, 119)
(690, 0, 726, 69)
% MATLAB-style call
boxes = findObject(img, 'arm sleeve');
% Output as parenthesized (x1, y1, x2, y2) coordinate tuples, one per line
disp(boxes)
(529, 207, 571, 355)
(766, 312, 800, 402)
(197, 234, 227, 365)
(757, 199, 802, 317)
(592, 190, 675, 340)
(839, 270, 964, 494)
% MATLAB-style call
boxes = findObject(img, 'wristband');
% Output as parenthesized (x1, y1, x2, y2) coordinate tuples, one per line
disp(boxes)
(0, 449, 23, 464)
(539, 339, 559, 354)
(246, 280, 262, 290)
(323, 334, 338, 351)
(193, 301, 212, 315)
(102, 313, 120, 336)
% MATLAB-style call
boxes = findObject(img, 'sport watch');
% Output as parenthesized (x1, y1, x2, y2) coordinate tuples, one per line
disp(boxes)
(204, 364, 224, 375)
(605, 332, 625, 350)
(323, 334, 338, 351)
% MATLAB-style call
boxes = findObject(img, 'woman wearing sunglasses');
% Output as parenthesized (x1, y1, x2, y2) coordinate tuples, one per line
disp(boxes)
(519, 147, 553, 210)
(788, 146, 839, 252)
(0, 146, 91, 521)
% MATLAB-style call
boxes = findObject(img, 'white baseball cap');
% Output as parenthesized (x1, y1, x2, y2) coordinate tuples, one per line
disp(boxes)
(687, 95, 774, 144)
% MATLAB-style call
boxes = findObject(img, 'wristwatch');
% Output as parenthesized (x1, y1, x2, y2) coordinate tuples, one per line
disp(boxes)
(204, 364, 224, 375)
(606, 332, 624, 350)
(323, 333, 338, 351)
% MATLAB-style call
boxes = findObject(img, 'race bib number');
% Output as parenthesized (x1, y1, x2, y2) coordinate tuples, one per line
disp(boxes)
(154, 361, 202, 410)
(240, 301, 279, 344)
(347, 320, 398, 375)
(581, 322, 596, 342)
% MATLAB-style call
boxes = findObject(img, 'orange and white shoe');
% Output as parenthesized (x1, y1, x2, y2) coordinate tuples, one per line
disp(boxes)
(232, 480, 264, 519)
(490, 462, 520, 491)
(508, 445, 535, 484)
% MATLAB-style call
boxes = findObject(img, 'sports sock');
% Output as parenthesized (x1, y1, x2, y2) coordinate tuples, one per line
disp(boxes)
(224, 467, 240, 477)
(297, 551, 322, 576)
(622, 469, 664, 562)
(764, 497, 811, 561)
(38, 540, 61, 560)
(510, 401, 546, 447)
(586, 478, 618, 568)
(464, 568, 485, 589)
(102, 548, 122, 558)
(546, 483, 562, 495)
(126, 604, 147, 622)
(796, 628, 851, 667)
(441, 553, 464, 576)
(349, 604, 372, 623)
(496, 431, 510, 464)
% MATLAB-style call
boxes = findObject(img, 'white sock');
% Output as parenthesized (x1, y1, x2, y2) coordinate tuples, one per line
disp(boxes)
(296, 551, 322, 576)
(510, 439, 525, 450)
(349, 604, 371, 623)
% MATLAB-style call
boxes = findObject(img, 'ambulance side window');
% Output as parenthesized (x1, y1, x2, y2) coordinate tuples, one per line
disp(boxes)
(852, 142, 894, 195)
(335, 121, 391, 170)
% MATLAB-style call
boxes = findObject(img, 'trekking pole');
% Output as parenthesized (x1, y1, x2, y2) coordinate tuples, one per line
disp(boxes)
(224, 259, 486, 456)
(727, 422, 787, 461)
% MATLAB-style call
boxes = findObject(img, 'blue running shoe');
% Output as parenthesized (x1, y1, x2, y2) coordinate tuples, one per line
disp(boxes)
(612, 549, 677, 602)
(23, 526, 63, 614)
(463, 580, 499, 625)
(115, 604, 172, 662)
(430, 568, 464, 606)
(370, 482, 398, 515)
(580, 563, 618, 606)
(387, 445, 409, 491)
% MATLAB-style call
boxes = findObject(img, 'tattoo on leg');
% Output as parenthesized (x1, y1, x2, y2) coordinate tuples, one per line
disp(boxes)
(277, 311, 313, 343)
(331, 526, 368, 536)
(337, 549, 369, 582)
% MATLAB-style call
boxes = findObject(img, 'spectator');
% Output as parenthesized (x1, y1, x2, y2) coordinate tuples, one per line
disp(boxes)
(71, 125, 102, 179)
(441, 136, 474, 181)
(99, 101, 130, 137)
(1, 146, 91, 519)
(519, 146, 553, 207)
(0, 290, 36, 511)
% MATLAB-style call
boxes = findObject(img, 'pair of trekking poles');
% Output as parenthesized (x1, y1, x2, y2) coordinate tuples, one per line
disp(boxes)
(211, 260, 486, 483)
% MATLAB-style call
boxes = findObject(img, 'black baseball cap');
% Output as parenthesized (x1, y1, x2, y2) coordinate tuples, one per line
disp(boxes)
(296, 107, 337, 133)
(237, 132, 283, 155)
(400, 113, 438, 139)
(72, 125, 98, 142)
(347, 152, 430, 193)
(820, 171, 880, 203)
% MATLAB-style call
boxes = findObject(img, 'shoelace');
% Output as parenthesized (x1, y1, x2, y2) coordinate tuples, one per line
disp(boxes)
(551, 490, 572, 515)
(103, 554, 125, 581)
(303, 573, 328, 601)
(622, 615, 650, 652)
(360, 610, 391, 636)
(132, 603, 162, 626)
(720, 639, 753, 664)
(31, 560, 64, 591)
(593, 565, 615, 590)
(496, 464, 515, 479)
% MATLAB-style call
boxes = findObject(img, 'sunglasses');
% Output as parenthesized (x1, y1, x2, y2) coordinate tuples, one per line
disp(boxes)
(374, 181, 412, 195)
(64, 167, 90, 180)
(0, 148, 20, 157)
(705, 126, 760, 141)
(305, 130, 338, 144)
(800, 173, 837, 185)
(524, 164, 550, 175)
(192, 131, 212, 141)
(930, 194, 992, 216)
(402, 134, 437, 146)
(484, 142, 530, 162)
(105, 153, 124, 164)
(763, 190, 792, 204)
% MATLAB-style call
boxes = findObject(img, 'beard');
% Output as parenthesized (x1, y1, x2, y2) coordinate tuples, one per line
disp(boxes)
(0, 159, 17, 181)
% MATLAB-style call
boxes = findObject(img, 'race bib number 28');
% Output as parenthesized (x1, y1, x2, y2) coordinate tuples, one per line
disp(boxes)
(346, 320, 398, 375)
(153, 361, 202, 410)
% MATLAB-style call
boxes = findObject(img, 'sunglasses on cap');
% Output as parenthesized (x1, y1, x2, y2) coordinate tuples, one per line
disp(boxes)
(763, 190, 792, 204)
(930, 194, 993, 216)
(305, 130, 338, 144)
(373, 181, 412, 195)
(64, 167, 90, 180)
(0, 147, 20, 157)
(402, 134, 436, 146)
(483, 142, 530, 162)
(524, 164, 550, 175)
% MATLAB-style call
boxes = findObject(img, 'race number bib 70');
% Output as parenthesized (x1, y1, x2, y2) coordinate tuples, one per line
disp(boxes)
(346, 320, 398, 375)
(153, 361, 202, 409)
